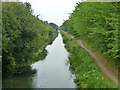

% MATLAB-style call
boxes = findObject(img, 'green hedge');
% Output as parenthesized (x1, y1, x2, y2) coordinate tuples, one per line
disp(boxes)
(2, 2, 57, 75)
(60, 2, 119, 65)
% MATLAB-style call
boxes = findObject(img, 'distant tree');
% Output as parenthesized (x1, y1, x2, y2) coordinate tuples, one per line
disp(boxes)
(44, 21, 49, 24)
(49, 23, 58, 30)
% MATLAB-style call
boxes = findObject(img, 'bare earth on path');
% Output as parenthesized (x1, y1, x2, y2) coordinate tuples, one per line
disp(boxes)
(63, 31, 118, 85)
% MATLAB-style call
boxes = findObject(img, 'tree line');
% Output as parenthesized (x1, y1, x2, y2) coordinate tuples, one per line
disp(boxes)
(60, 2, 119, 65)
(2, 2, 57, 76)
(44, 21, 58, 30)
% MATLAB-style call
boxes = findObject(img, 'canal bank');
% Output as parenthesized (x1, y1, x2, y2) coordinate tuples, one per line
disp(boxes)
(61, 31, 118, 88)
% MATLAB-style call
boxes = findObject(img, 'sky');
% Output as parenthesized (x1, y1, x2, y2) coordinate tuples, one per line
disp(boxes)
(19, 0, 82, 26)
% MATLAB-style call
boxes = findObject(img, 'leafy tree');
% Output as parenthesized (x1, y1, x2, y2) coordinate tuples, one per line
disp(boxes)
(49, 22, 58, 30)
(61, 2, 119, 65)
(2, 2, 57, 75)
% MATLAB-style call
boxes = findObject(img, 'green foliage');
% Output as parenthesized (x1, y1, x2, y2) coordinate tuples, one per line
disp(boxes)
(2, 2, 57, 75)
(61, 32, 118, 88)
(61, 2, 119, 65)
(49, 22, 58, 30)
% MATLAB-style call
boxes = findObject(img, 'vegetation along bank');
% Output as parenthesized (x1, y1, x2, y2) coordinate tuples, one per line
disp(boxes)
(2, 2, 57, 76)
(60, 1, 119, 88)
(60, 2, 119, 66)
(61, 32, 118, 88)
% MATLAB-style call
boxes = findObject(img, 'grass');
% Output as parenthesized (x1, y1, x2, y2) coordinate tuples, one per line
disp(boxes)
(61, 31, 118, 88)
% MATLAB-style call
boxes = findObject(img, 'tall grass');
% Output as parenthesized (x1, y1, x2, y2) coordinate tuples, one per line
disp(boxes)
(61, 31, 118, 88)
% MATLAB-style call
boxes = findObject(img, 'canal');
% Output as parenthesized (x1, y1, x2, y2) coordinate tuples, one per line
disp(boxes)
(3, 32, 77, 88)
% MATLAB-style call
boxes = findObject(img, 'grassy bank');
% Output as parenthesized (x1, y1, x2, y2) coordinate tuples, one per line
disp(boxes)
(61, 31, 118, 88)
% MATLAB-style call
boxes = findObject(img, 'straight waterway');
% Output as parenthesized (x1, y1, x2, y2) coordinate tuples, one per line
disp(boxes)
(31, 33, 76, 88)
(3, 33, 77, 88)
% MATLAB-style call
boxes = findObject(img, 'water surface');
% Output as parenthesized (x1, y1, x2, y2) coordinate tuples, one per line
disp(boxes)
(31, 33, 76, 88)
(3, 33, 76, 88)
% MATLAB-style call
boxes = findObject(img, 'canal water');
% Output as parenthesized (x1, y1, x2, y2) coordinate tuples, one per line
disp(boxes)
(31, 33, 76, 88)
(3, 33, 76, 88)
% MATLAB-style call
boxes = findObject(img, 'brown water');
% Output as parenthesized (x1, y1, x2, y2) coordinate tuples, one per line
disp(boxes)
(3, 33, 77, 88)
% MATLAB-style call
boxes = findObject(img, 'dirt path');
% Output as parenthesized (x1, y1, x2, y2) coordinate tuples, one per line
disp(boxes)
(63, 31, 118, 84)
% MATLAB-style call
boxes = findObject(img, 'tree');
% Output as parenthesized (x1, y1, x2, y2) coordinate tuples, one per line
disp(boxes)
(61, 2, 119, 65)
(49, 22, 58, 30)
(2, 2, 57, 75)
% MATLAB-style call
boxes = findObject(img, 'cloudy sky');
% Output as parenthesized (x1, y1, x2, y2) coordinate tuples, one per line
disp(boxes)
(19, 0, 82, 26)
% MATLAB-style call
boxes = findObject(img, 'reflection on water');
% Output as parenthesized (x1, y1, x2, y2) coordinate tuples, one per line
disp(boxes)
(3, 33, 76, 88)
(31, 33, 76, 88)
(3, 73, 33, 88)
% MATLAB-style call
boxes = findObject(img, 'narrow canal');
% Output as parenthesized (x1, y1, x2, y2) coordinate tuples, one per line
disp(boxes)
(3, 32, 77, 88)
(31, 32, 76, 88)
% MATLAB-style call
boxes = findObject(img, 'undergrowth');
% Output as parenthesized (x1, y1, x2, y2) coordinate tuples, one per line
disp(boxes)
(61, 31, 118, 88)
